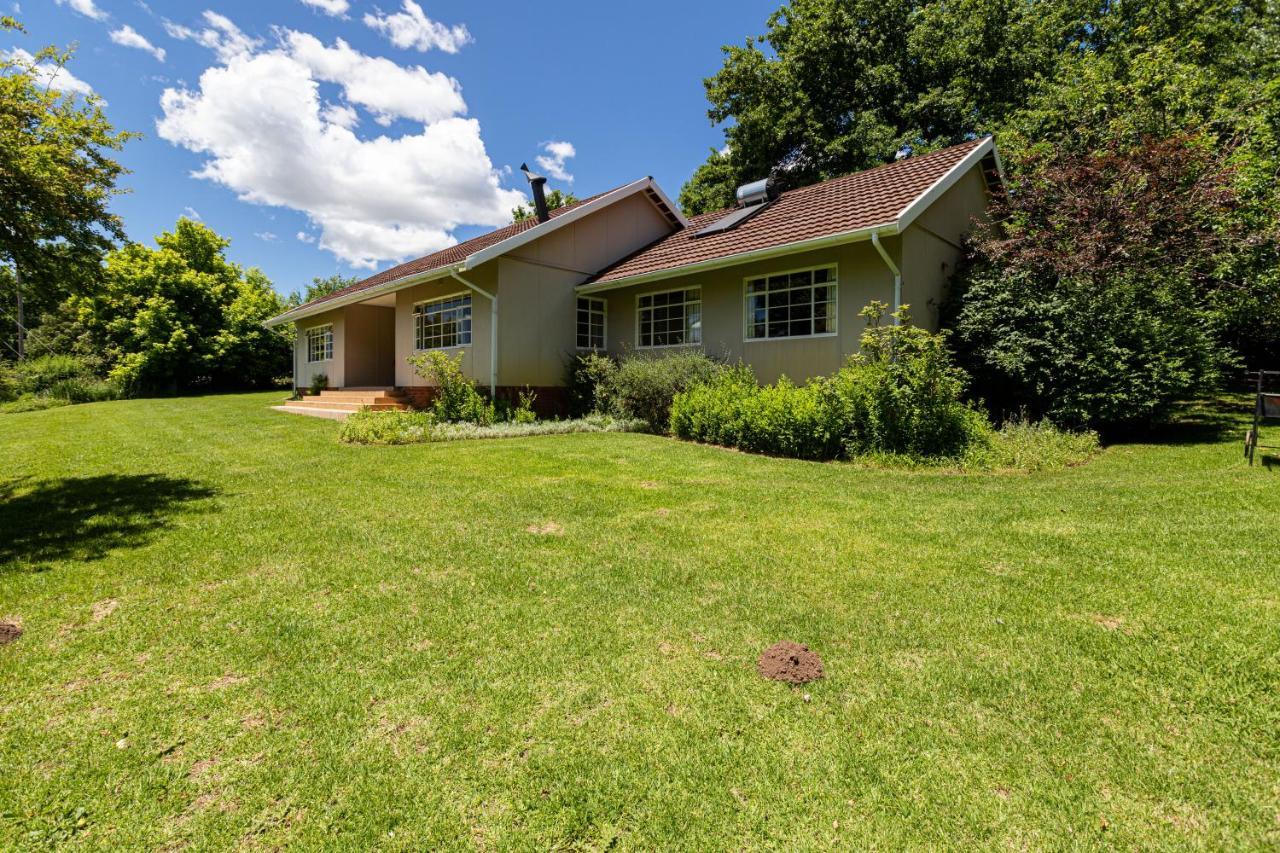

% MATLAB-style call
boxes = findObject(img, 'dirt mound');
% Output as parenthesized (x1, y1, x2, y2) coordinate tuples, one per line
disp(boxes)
(757, 641, 824, 684)
(0, 622, 22, 646)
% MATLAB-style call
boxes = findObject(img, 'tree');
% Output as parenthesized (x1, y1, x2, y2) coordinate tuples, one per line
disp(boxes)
(944, 135, 1258, 429)
(64, 219, 291, 391)
(0, 18, 135, 357)
(511, 188, 579, 222)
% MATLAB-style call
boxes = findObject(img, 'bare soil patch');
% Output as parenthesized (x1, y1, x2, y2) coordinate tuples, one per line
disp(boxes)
(758, 641, 825, 684)
(92, 599, 119, 622)
(0, 621, 22, 645)
(525, 521, 564, 536)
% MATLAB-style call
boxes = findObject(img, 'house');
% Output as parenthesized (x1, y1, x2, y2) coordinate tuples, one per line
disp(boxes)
(265, 136, 1002, 414)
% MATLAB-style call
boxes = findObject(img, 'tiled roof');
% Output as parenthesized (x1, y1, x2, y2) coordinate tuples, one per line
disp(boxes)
(589, 138, 989, 285)
(292, 184, 629, 313)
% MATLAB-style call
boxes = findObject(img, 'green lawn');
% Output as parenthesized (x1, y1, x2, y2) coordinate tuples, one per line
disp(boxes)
(1, 392, 1276, 849)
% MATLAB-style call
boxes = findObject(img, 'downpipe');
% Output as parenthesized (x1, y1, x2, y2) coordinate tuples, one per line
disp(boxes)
(870, 231, 902, 325)
(449, 269, 497, 397)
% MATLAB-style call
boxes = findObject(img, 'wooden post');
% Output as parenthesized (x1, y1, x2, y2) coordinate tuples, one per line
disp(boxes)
(14, 263, 24, 361)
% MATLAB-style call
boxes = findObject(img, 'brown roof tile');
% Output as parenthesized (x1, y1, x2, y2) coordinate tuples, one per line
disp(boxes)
(293, 183, 631, 313)
(589, 138, 989, 285)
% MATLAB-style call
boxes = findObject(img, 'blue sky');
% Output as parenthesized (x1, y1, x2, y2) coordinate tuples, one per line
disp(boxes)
(8, 0, 776, 296)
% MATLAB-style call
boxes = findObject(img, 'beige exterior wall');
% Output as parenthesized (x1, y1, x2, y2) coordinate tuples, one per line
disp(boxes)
(597, 240, 898, 385)
(293, 308, 345, 389)
(900, 166, 990, 328)
(392, 263, 498, 388)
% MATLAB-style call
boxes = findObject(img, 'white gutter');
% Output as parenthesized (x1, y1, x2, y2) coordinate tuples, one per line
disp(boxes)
(450, 269, 497, 397)
(870, 231, 902, 325)
(264, 266, 455, 327)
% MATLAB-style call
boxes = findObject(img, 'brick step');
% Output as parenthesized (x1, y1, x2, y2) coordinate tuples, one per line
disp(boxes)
(284, 399, 409, 412)
(319, 387, 402, 397)
(312, 391, 407, 404)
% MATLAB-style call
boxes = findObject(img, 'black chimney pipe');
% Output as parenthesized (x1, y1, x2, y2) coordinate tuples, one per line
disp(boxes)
(520, 162, 550, 223)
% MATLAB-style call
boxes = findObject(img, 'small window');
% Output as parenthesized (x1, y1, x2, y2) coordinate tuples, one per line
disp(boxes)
(637, 287, 702, 348)
(306, 324, 333, 363)
(414, 294, 472, 350)
(577, 297, 607, 349)
(744, 265, 837, 340)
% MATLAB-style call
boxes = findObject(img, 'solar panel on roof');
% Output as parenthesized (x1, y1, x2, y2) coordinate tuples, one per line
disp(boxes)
(693, 203, 767, 238)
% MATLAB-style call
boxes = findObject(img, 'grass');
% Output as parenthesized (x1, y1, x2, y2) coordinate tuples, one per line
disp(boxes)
(0, 391, 1276, 849)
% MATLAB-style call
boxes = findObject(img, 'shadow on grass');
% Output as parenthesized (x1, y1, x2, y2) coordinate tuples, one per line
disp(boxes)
(0, 474, 217, 570)
(1106, 397, 1250, 447)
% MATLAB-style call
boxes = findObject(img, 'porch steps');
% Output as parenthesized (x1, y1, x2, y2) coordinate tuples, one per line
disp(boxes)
(280, 387, 412, 416)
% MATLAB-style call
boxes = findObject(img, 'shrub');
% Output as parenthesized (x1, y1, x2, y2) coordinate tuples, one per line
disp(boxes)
(565, 352, 618, 417)
(12, 354, 97, 395)
(406, 350, 495, 425)
(45, 377, 121, 404)
(0, 393, 70, 414)
(828, 303, 987, 458)
(609, 350, 725, 431)
(960, 418, 1100, 472)
(671, 365, 841, 460)
(308, 373, 329, 396)
(511, 387, 538, 424)
(338, 410, 435, 445)
(672, 304, 989, 462)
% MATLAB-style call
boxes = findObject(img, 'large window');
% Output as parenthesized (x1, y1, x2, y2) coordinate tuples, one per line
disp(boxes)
(576, 297, 606, 350)
(306, 324, 333, 362)
(414, 293, 472, 350)
(744, 265, 837, 340)
(637, 287, 701, 348)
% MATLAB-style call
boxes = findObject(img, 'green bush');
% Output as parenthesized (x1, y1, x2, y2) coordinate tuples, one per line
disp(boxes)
(12, 354, 97, 394)
(308, 373, 329, 396)
(565, 352, 618, 417)
(960, 418, 1100, 472)
(45, 377, 121, 404)
(827, 303, 986, 458)
(671, 304, 989, 462)
(671, 365, 841, 460)
(608, 350, 725, 431)
(405, 350, 495, 425)
(338, 410, 435, 445)
(0, 393, 70, 414)
(511, 387, 538, 424)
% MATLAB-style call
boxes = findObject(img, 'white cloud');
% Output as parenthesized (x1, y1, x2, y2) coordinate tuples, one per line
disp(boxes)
(283, 31, 464, 126)
(110, 26, 167, 62)
(182, 206, 202, 220)
(363, 1, 471, 54)
(300, 0, 350, 16)
(535, 140, 576, 183)
(296, 231, 316, 244)
(255, 231, 279, 242)
(156, 16, 525, 269)
(3, 48, 97, 99)
(163, 11, 262, 63)
(54, 0, 106, 20)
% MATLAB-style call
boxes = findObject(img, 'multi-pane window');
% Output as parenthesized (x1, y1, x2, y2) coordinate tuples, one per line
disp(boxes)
(577, 297, 606, 349)
(414, 294, 472, 350)
(306, 324, 333, 362)
(637, 287, 701, 348)
(744, 266, 837, 340)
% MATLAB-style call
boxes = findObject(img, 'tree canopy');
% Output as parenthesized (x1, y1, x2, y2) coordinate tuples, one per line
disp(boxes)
(56, 219, 292, 391)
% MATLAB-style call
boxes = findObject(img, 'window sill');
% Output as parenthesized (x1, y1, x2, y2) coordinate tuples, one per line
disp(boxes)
(743, 332, 839, 343)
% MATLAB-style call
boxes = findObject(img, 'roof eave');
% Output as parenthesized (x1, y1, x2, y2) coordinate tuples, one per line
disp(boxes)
(263, 264, 460, 327)
(575, 221, 899, 295)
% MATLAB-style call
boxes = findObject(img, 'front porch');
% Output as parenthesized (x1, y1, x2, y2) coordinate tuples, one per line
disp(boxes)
(276, 386, 411, 420)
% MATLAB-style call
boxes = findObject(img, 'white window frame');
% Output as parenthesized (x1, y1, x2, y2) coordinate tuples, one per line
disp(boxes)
(413, 291, 473, 351)
(635, 286, 703, 349)
(742, 264, 838, 342)
(306, 324, 333, 363)
(576, 297, 608, 350)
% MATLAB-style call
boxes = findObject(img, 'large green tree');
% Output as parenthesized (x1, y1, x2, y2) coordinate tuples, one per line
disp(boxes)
(60, 219, 292, 391)
(0, 18, 134, 357)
